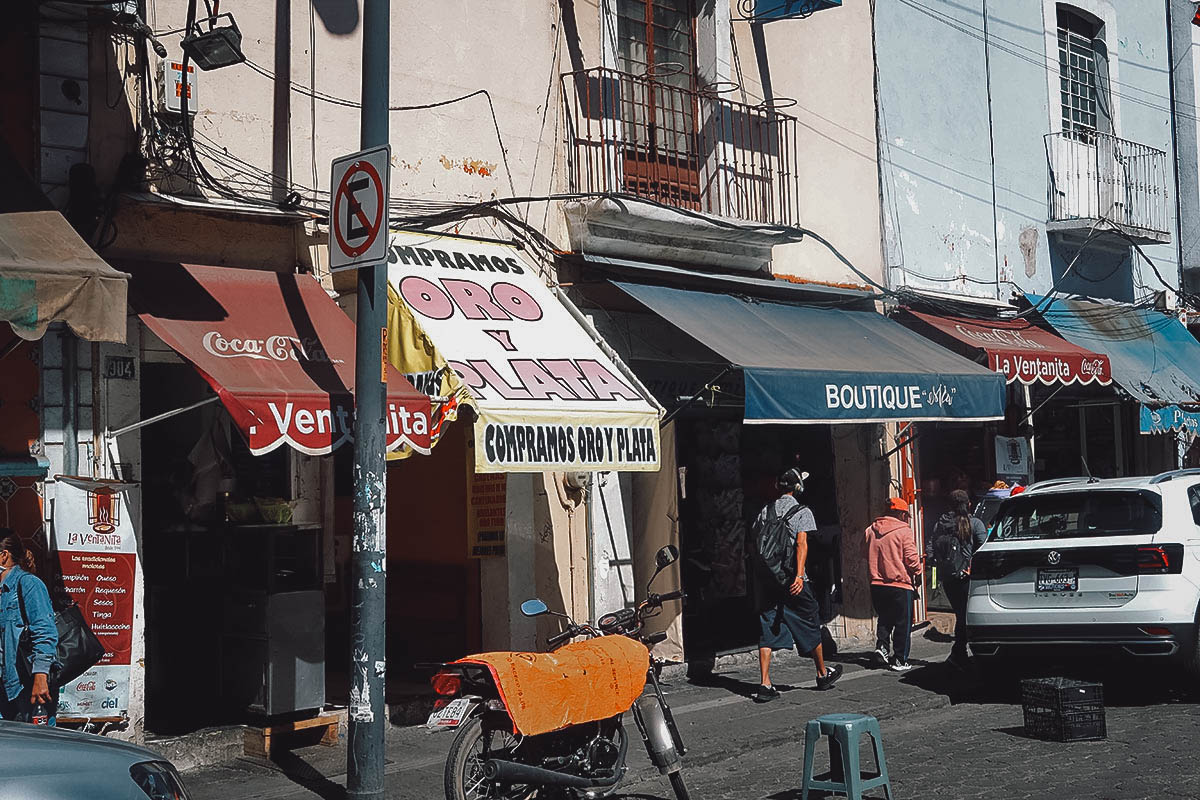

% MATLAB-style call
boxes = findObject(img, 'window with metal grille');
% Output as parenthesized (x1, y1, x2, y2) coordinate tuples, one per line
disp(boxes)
(616, 0, 696, 85)
(613, 0, 701, 208)
(1057, 7, 1102, 140)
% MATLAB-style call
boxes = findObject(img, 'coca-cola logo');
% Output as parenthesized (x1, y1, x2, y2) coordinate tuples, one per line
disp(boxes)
(202, 331, 343, 364)
(1079, 358, 1105, 376)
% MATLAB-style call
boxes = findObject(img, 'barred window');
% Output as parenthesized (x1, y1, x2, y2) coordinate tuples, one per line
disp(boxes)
(1057, 7, 1102, 140)
(616, 0, 696, 86)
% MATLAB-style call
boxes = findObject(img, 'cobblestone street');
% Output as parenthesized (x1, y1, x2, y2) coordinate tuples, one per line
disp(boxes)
(183, 626, 1200, 800)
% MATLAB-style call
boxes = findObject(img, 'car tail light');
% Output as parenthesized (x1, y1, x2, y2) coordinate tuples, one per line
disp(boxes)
(431, 671, 462, 696)
(1137, 544, 1184, 574)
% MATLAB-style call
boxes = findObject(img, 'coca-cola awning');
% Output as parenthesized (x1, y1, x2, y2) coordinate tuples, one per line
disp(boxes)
(905, 310, 1111, 387)
(133, 264, 431, 456)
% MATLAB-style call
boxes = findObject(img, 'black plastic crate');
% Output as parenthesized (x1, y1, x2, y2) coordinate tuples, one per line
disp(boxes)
(1020, 677, 1104, 711)
(1022, 705, 1107, 742)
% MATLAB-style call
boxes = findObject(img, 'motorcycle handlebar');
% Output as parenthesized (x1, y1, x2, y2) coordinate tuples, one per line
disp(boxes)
(652, 590, 685, 604)
(547, 627, 576, 647)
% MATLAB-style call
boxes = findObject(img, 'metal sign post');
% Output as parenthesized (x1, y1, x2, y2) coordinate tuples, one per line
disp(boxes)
(345, 1, 390, 796)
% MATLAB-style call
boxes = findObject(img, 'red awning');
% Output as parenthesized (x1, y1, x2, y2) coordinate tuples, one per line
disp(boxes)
(906, 310, 1112, 387)
(134, 264, 431, 456)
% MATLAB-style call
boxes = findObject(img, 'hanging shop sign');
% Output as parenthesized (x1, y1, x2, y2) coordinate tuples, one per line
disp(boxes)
(51, 476, 138, 721)
(994, 435, 1032, 484)
(387, 231, 661, 473)
(905, 311, 1112, 387)
(1140, 405, 1200, 436)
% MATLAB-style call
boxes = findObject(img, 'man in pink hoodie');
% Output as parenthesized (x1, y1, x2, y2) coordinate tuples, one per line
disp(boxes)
(865, 497, 922, 672)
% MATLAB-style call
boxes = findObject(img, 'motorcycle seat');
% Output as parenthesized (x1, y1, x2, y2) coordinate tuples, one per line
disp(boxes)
(456, 635, 649, 737)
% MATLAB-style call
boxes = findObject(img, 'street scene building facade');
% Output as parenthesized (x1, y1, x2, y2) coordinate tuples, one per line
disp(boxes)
(4, 0, 1200, 796)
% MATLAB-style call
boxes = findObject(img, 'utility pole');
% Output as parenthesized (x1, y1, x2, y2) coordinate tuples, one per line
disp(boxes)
(348, 0, 389, 796)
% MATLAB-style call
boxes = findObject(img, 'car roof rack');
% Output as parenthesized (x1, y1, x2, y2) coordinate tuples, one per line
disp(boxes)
(1022, 477, 1091, 493)
(1148, 468, 1200, 485)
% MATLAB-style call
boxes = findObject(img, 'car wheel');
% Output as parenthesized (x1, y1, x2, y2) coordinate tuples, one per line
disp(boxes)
(974, 654, 1017, 690)
(1185, 619, 1200, 682)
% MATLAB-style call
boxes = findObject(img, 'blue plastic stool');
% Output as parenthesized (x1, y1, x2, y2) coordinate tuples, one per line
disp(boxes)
(801, 713, 894, 800)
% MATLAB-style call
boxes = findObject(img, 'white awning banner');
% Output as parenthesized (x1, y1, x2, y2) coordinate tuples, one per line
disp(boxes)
(387, 231, 661, 473)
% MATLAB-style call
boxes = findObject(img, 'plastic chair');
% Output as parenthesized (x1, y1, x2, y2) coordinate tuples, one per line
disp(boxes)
(801, 713, 893, 800)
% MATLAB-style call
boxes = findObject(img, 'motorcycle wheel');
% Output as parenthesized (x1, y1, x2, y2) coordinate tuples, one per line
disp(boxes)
(444, 716, 537, 800)
(667, 770, 692, 800)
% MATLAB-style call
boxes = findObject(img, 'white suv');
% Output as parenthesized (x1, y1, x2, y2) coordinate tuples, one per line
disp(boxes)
(967, 469, 1200, 673)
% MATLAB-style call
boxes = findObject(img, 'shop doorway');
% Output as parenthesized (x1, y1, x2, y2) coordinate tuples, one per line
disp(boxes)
(676, 417, 838, 662)
(140, 362, 307, 734)
(327, 421, 481, 704)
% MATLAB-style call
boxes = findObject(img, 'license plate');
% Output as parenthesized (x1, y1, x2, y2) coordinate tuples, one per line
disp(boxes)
(426, 697, 473, 730)
(1036, 567, 1078, 593)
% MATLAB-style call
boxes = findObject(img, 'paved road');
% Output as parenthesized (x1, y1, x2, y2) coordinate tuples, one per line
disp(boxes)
(184, 627, 1200, 800)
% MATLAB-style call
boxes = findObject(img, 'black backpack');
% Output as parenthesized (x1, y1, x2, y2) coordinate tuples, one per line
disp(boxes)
(753, 501, 804, 593)
(932, 529, 972, 580)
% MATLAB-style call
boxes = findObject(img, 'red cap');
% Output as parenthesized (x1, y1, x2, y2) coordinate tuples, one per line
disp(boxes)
(887, 497, 910, 513)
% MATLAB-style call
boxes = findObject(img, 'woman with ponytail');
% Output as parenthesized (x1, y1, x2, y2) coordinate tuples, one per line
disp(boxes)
(0, 530, 59, 724)
(926, 490, 988, 669)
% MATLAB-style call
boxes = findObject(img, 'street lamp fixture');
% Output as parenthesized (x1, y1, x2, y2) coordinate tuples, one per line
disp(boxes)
(181, 13, 246, 70)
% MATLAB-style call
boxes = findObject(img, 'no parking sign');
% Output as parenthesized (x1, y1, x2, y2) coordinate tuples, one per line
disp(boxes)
(329, 145, 391, 271)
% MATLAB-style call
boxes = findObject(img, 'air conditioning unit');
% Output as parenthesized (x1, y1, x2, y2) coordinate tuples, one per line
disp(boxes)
(156, 57, 198, 115)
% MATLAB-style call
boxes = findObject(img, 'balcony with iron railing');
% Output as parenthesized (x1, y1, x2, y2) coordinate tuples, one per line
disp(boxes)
(1045, 131, 1171, 246)
(561, 67, 801, 229)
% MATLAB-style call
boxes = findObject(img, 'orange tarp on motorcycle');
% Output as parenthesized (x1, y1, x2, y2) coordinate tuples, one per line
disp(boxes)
(456, 636, 650, 737)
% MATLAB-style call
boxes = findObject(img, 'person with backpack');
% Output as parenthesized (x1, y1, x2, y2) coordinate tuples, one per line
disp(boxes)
(752, 468, 843, 700)
(866, 498, 922, 672)
(0, 531, 58, 724)
(926, 489, 988, 669)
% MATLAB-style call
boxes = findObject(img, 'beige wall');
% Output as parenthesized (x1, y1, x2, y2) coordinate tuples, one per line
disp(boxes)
(731, 3, 884, 287)
(99, 1, 570, 253)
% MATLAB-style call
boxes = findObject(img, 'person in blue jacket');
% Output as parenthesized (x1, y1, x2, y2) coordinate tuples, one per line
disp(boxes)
(0, 531, 59, 724)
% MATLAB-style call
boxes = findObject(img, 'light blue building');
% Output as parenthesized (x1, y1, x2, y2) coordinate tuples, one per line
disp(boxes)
(873, 0, 1198, 483)
(876, 0, 1178, 305)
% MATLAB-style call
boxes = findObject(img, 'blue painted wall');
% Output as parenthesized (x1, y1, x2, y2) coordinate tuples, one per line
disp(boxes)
(875, 0, 1180, 305)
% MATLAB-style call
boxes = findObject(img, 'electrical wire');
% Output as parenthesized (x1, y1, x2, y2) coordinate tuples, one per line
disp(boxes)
(894, 0, 1200, 126)
(238, 56, 518, 199)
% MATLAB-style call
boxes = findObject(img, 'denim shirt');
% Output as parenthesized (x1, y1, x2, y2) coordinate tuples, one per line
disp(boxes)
(0, 566, 58, 701)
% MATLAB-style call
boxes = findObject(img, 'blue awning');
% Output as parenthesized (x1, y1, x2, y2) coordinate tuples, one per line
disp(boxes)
(1033, 296, 1200, 408)
(613, 282, 1006, 424)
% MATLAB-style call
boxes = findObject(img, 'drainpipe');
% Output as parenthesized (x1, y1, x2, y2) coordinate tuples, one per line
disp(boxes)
(1165, 0, 1187, 296)
(983, 0, 1002, 297)
(62, 331, 78, 476)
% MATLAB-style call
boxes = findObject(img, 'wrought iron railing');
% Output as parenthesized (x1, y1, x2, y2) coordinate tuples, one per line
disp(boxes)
(561, 67, 800, 226)
(1045, 130, 1170, 239)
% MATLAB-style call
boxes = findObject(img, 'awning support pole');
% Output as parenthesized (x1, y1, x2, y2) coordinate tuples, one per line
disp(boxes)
(661, 365, 734, 427)
(105, 396, 220, 440)
(552, 285, 666, 415)
(880, 428, 920, 461)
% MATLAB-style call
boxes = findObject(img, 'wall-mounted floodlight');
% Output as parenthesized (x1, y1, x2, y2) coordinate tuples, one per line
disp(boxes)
(181, 12, 245, 70)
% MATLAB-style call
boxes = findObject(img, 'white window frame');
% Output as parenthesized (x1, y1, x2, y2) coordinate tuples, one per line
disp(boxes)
(1042, 0, 1121, 138)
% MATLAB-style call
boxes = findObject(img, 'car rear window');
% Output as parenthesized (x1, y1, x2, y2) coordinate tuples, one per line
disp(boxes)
(991, 489, 1162, 541)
